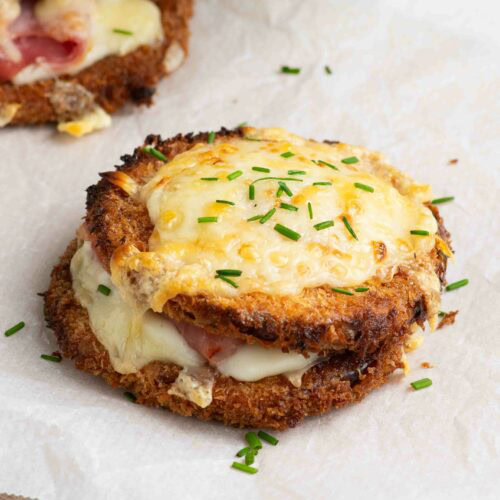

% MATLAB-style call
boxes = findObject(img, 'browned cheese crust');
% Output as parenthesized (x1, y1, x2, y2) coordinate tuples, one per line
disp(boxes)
(45, 240, 407, 430)
(0, 0, 193, 125)
(83, 128, 452, 358)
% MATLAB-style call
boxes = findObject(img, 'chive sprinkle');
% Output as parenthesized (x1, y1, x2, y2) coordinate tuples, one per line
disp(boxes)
(257, 430, 279, 446)
(245, 432, 263, 450)
(259, 208, 276, 224)
(41, 354, 61, 363)
(355, 287, 369, 293)
(342, 216, 358, 240)
(97, 284, 111, 296)
(244, 137, 264, 142)
(324, 65, 332, 75)
(279, 202, 298, 211)
(198, 216, 218, 223)
(231, 462, 258, 474)
(227, 170, 243, 181)
(274, 224, 301, 241)
(236, 447, 251, 457)
(278, 181, 293, 196)
(238, 122, 248, 128)
(332, 288, 354, 296)
(313, 181, 332, 186)
(143, 146, 167, 162)
(216, 269, 242, 277)
(252, 166, 270, 173)
(438, 311, 447, 317)
(354, 182, 374, 193)
(245, 450, 256, 466)
(200, 177, 218, 181)
(307, 202, 313, 219)
(280, 151, 295, 158)
(252, 176, 303, 185)
(249, 184, 255, 200)
(207, 131, 215, 144)
(314, 220, 334, 231)
(411, 378, 432, 390)
(318, 160, 339, 171)
(445, 279, 469, 292)
(216, 199, 235, 205)
(216, 275, 239, 288)
(410, 230, 430, 236)
(276, 186, 284, 197)
(341, 156, 359, 164)
(431, 196, 455, 204)
(247, 214, 263, 222)
(113, 28, 133, 36)
(288, 170, 306, 175)
(4, 321, 25, 337)
(281, 66, 300, 74)
(124, 391, 137, 402)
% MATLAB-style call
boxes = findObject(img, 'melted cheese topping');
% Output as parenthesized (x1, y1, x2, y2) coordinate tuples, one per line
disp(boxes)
(111, 127, 438, 313)
(12, 0, 163, 85)
(57, 105, 111, 137)
(71, 242, 316, 383)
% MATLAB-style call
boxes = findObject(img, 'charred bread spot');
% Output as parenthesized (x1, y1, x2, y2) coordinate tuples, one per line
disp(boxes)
(129, 86, 156, 104)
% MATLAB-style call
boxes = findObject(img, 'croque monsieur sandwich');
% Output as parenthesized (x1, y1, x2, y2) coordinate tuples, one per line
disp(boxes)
(0, 0, 192, 136)
(44, 126, 453, 429)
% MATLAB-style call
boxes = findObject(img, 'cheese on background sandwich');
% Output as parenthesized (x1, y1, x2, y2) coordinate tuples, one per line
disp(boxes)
(0, 0, 192, 135)
(44, 126, 453, 429)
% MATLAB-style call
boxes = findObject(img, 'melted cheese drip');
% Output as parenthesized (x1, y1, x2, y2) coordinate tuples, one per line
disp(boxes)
(57, 105, 111, 137)
(111, 127, 438, 313)
(12, 0, 163, 85)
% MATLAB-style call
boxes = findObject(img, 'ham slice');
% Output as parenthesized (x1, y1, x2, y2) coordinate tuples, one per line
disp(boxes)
(0, 0, 86, 82)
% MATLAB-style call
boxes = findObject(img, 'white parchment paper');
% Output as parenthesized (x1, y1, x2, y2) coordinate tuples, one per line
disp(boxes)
(0, 1, 499, 499)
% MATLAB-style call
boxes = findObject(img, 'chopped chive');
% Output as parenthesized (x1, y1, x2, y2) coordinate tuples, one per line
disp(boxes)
(313, 181, 332, 186)
(237, 122, 248, 128)
(259, 208, 276, 224)
(280, 152, 295, 158)
(244, 137, 265, 142)
(317, 160, 339, 171)
(216, 199, 235, 206)
(252, 177, 303, 185)
(307, 202, 313, 219)
(274, 224, 301, 241)
(231, 462, 258, 474)
(314, 220, 334, 231)
(279, 202, 299, 212)
(445, 279, 469, 292)
(355, 287, 369, 293)
(247, 214, 263, 222)
(249, 184, 255, 200)
(215, 275, 239, 288)
(4, 321, 25, 337)
(113, 28, 133, 36)
(216, 269, 242, 277)
(342, 216, 358, 240)
(411, 378, 432, 390)
(124, 391, 137, 402)
(198, 216, 218, 223)
(278, 181, 293, 196)
(227, 170, 243, 181)
(280, 66, 300, 74)
(438, 311, 447, 317)
(200, 177, 218, 181)
(143, 146, 167, 162)
(410, 230, 430, 236)
(41, 354, 61, 363)
(257, 430, 279, 446)
(245, 432, 262, 450)
(276, 186, 284, 197)
(341, 156, 359, 164)
(207, 131, 215, 144)
(252, 166, 270, 173)
(97, 284, 111, 296)
(324, 65, 332, 75)
(236, 447, 251, 457)
(332, 287, 354, 296)
(354, 182, 374, 193)
(431, 196, 455, 205)
(245, 450, 256, 466)
(288, 170, 306, 175)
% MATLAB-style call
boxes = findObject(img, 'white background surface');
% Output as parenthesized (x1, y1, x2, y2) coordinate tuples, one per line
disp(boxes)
(1, 1, 499, 499)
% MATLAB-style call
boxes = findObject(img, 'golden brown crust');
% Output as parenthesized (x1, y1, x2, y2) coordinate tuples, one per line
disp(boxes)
(44, 240, 407, 430)
(84, 128, 451, 357)
(0, 0, 193, 125)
